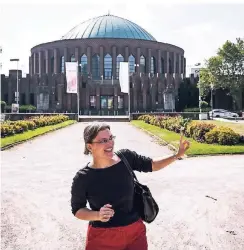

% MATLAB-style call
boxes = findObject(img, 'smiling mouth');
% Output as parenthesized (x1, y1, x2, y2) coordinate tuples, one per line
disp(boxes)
(104, 148, 113, 152)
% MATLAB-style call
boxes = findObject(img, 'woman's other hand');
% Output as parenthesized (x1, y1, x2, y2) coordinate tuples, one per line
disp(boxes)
(98, 204, 115, 222)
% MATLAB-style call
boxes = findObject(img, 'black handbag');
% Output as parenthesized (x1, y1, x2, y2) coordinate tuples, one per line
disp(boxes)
(117, 151, 159, 223)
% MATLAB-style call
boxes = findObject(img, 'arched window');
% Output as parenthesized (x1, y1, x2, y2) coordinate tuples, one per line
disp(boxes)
(104, 54, 112, 80)
(71, 55, 76, 62)
(92, 54, 100, 80)
(80, 54, 88, 75)
(60, 56, 64, 73)
(128, 55, 135, 74)
(116, 54, 124, 79)
(169, 58, 172, 74)
(140, 55, 146, 73)
(150, 57, 156, 74)
(161, 58, 165, 74)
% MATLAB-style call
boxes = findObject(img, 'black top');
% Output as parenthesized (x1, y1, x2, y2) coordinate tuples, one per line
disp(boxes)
(70, 149, 152, 228)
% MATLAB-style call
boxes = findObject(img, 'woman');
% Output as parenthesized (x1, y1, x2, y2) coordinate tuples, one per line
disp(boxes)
(71, 122, 190, 250)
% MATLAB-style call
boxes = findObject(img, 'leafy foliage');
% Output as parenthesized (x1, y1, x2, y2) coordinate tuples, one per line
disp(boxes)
(205, 127, 240, 145)
(200, 38, 244, 109)
(1, 101, 6, 112)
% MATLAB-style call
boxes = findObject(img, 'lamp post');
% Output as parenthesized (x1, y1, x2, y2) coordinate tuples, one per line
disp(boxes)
(211, 83, 214, 119)
(194, 62, 202, 115)
(10, 58, 20, 104)
(77, 62, 83, 119)
(0, 46, 2, 71)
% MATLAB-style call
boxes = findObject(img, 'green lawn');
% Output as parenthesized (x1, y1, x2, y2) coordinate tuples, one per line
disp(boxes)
(196, 120, 244, 135)
(1, 120, 76, 149)
(131, 120, 244, 156)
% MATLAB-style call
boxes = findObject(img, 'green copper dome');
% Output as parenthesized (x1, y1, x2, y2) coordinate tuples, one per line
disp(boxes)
(61, 14, 156, 41)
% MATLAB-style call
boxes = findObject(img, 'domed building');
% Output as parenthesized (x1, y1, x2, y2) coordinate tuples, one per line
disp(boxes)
(1, 14, 186, 114)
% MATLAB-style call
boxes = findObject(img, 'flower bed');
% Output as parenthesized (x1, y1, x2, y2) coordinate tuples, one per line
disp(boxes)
(1, 115, 69, 138)
(138, 115, 241, 146)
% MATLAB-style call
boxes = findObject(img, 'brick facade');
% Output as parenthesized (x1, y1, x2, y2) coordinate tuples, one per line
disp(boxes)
(1, 38, 187, 114)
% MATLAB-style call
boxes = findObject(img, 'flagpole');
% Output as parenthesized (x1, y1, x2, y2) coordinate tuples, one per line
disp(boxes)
(128, 65, 130, 121)
(77, 62, 80, 121)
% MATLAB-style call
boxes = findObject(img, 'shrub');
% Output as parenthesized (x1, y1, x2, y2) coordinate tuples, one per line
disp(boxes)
(218, 127, 240, 145)
(0, 115, 69, 137)
(24, 120, 36, 130)
(185, 121, 216, 142)
(183, 107, 211, 112)
(138, 115, 191, 134)
(204, 129, 219, 144)
(1, 124, 14, 137)
(19, 105, 36, 113)
(138, 115, 146, 121)
(205, 127, 240, 145)
(1, 101, 6, 112)
(13, 124, 23, 134)
(200, 101, 209, 109)
(15, 121, 29, 131)
(30, 115, 69, 127)
(164, 116, 181, 133)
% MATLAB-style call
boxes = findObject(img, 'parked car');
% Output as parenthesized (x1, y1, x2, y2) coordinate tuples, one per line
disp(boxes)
(209, 109, 239, 118)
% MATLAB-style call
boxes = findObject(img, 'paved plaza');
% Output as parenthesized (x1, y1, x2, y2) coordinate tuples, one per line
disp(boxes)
(1, 122, 244, 250)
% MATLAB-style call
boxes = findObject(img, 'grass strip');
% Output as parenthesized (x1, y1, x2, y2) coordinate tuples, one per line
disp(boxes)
(131, 120, 244, 156)
(1, 120, 76, 150)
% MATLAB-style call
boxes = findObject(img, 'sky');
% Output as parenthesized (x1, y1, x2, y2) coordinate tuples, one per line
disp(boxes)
(0, 0, 244, 77)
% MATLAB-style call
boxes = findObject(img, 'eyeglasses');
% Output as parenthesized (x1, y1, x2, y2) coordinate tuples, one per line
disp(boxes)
(91, 135, 116, 144)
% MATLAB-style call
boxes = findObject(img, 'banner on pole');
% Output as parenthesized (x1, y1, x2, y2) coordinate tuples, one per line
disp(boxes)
(65, 62, 78, 93)
(119, 62, 129, 93)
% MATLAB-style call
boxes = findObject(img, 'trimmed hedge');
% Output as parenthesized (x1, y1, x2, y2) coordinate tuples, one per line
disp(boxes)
(1, 115, 69, 138)
(183, 107, 211, 112)
(19, 105, 36, 112)
(4, 105, 36, 112)
(138, 114, 241, 146)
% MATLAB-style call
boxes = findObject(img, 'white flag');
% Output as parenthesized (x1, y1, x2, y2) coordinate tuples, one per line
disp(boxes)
(119, 62, 129, 93)
(65, 62, 78, 93)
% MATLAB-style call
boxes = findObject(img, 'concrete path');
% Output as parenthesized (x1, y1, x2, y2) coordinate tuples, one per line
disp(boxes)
(1, 122, 244, 250)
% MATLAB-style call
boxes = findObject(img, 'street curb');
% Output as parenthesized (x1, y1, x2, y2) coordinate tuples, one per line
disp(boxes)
(1, 121, 77, 151)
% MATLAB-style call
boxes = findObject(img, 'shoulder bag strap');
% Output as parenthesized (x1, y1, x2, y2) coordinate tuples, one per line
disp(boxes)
(116, 150, 138, 181)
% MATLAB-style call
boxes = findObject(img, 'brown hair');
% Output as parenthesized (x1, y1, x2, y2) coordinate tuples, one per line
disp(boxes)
(83, 122, 110, 155)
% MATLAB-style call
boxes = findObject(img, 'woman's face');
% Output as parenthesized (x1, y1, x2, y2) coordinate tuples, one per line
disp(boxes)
(87, 129, 115, 159)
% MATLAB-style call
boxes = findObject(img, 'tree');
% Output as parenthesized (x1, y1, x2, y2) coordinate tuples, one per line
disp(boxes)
(199, 67, 217, 97)
(200, 38, 244, 110)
